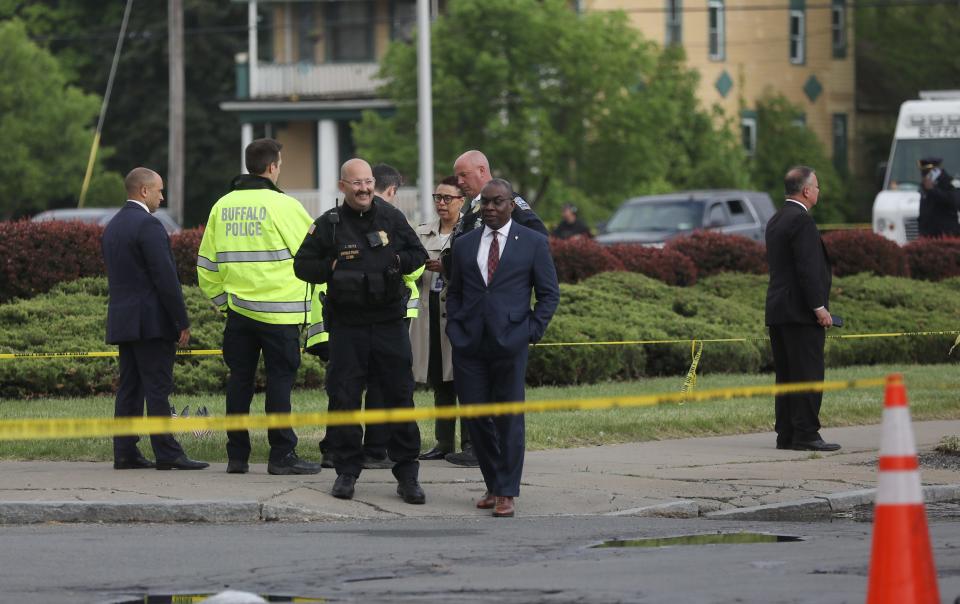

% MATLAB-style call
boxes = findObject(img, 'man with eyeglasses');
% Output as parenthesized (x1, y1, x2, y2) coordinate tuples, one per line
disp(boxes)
(294, 158, 429, 504)
(445, 178, 560, 517)
(352, 163, 424, 470)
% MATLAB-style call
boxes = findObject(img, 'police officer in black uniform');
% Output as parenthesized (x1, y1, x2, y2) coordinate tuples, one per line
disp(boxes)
(294, 158, 429, 504)
(918, 157, 960, 238)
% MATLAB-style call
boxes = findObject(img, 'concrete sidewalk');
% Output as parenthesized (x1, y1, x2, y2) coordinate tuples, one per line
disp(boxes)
(1, 420, 958, 524)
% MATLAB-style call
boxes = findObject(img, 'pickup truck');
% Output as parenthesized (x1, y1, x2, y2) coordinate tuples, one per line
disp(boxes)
(595, 190, 776, 246)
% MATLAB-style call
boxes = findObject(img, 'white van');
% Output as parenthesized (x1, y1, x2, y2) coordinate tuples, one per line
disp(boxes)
(872, 90, 960, 244)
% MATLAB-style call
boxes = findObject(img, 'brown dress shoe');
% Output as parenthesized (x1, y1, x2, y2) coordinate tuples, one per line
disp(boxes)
(493, 496, 515, 518)
(476, 492, 496, 509)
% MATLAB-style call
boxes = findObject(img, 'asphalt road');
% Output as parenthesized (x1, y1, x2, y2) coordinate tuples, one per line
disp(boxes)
(2, 516, 958, 604)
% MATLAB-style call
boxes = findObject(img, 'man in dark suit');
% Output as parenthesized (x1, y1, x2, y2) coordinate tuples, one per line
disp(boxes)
(445, 178, 560, 517)
(101, 167, 208, 471)
(765, 166, 840, 452)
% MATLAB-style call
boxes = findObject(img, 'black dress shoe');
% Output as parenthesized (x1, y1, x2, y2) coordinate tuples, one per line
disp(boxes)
(156, 455, 209, 470)
(397, 478, 426, 504)
(418, 446, 452, 461)
(226, 459, 249, 474)
(267, 451, 321, 475)
(445, 446, 479, 467)
(776, 443, 791, 450)
(332, 474, 357, 500)
(791, 439, 841, 452)
(114, 455, 155, 470)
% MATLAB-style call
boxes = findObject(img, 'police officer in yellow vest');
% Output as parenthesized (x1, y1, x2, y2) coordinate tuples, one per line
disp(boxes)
(294, 158, 428, 504)
(197, 138, 321, 476)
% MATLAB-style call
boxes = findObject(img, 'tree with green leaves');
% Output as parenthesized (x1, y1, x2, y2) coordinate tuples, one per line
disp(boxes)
(354, 0, 751, 224)
(0, 19, 119, 219)
(750, 93, 850, 223)
(4, 0, 247, 226)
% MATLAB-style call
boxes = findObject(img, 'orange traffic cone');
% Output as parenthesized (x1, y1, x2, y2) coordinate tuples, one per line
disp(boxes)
(866, 373, 940, 604)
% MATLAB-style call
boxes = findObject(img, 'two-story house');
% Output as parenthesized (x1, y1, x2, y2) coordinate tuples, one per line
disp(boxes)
(222, 0, 424, 218)
(223, 0, 854, 219)
(586, 0, 855, 173)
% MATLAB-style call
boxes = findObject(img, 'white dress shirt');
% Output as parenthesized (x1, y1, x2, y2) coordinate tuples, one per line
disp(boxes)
(127, 199, 150, 213)
(477, 219, 512, 286)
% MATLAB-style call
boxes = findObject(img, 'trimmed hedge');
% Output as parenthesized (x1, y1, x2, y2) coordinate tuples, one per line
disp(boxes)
(549, 237, 624, 283)
(0, 278, 325, 399)
(904, 237, 960, 281)
(0, 220, 105, 303)
(0, 220, 205, 302)
(663, 231, 767, 278)
(170, 227, 205, 286)
(822, 229, 909, 277)
(2, 272, 960, 396)
(607, 244, 698, 286)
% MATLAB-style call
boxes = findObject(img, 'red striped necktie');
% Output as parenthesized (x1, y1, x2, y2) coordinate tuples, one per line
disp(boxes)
(487, 231, 500, 284)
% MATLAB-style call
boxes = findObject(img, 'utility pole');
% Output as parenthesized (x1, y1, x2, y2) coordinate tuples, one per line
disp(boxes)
(168, 0, 185, 225)
(416, 0, 434, 224)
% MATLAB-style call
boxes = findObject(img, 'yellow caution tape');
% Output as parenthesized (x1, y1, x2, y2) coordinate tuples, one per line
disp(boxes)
(2, 330, 957, 361)
(680, 339, 703, 395)
(0, 377, 887, 441)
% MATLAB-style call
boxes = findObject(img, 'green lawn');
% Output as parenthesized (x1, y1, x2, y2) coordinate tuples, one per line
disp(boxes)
(0, 363, 957, 462)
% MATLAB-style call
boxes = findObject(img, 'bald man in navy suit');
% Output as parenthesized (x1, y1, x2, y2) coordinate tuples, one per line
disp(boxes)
(445, 178, 559, 518)
(101, 168, 208, 471)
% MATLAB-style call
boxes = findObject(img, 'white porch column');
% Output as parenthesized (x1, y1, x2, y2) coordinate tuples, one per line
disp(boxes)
(317, 119, 339, 213)
(248, 0, 258, 98)
(241, 123, 253, 173)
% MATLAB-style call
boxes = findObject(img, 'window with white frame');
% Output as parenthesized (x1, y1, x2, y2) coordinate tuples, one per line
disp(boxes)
(666, 0, 683, 46)
(789, 9, 805, 64)
(831, 1, 847, 58)
(708, 0, 725, 60)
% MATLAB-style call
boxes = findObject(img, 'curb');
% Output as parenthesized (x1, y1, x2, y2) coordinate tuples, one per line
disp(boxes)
(705, 484, 960, 521)
(0, 501, 342, 525)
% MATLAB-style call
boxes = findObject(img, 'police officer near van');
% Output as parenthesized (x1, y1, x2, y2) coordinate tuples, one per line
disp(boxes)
(918, 157, 960, 238)
(294, 158, 429, 504)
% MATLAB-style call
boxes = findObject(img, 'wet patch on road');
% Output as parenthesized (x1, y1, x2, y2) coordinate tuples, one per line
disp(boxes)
(591, 532, 803, 548)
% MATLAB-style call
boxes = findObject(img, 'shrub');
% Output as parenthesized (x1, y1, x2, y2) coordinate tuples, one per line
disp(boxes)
(606, 244, 698, 286)
(549, 237, 624, 283)
(0, 220, 105, 303)
(822, 230, 909, 277)
(0, 220, 203, 302)
(0, 277, 325, 398)
(170, 227, 204, 286)
(904, 237, 960, 281)
(664, 231, 767, 277)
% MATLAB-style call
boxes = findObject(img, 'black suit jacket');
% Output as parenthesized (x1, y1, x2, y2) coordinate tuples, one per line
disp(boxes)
(446, 221, 560, 357)
(101, 202, 189, 344)
(765, 201, 832, 326)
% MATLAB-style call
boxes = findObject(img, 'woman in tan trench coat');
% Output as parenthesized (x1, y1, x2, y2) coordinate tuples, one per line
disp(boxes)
(411, 177, 476, 465)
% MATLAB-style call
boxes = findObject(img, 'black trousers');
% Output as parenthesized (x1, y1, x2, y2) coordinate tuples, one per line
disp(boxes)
(361, 317, 413, 457)
(453, 345, 528, 498)
(113, 339, 185, 463)
(769, 323, 825, 445)
(325, 318, 420, 480)
(428, 291, 467, 452)
(223, 310, 299, 463)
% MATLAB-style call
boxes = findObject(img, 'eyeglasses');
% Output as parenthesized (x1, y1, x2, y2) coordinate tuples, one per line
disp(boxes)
(432, 194, 464, 204)
(342, 178, 375, 188)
